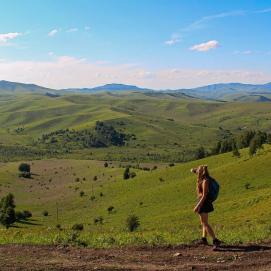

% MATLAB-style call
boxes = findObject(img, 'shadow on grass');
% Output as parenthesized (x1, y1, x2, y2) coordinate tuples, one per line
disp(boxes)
(215, 244, 271, 252)
(16, 220, 41, 226)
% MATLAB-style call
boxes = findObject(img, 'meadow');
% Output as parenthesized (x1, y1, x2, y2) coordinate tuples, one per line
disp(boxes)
(0, 92, 271, 248)
(0, 91, 271, 162)
(0, 145, 270, 247)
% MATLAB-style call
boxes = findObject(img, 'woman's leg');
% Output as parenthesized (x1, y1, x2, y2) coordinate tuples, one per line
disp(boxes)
(199, 213, 216, 240)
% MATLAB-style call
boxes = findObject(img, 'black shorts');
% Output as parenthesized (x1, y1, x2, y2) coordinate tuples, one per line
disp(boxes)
(198, 199, 214, 214)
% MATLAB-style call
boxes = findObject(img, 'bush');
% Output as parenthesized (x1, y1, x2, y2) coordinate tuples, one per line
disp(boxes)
(0, 193, 16, 228)
(130, 172, 136, 178)
(104, 162, 109, 167)
(72, 223, 84, 231)
(15, 211, 25, 221)
(22, 210, 32, 219)
(107, 206, 114, 214)
(123, 167, 130, 180)
(126, 214, 140, 232)
(56, 224, 62, 230)
(94, 216, 104, 225)
(18, 163, 30, 173)
(80, 191, 85, 197)
(42, 210, 49, 217)
(169, 163, 175, 167)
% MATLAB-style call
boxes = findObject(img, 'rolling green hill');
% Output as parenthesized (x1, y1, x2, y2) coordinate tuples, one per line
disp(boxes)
(0, 145, 270, 246)
(0, 92, 271, 162)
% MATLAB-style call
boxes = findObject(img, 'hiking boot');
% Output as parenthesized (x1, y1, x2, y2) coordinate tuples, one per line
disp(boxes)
(213, 238, 222, 249)
(192, 237, 208, 246)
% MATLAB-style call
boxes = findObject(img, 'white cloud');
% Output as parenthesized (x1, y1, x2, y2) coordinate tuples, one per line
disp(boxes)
(165, 34, 181, 46)
(0, 56, 270, 89)
(0, 32, 22, 45)
(48, 29, 58, 37)
(84, 26, 91, 31)
(67, 28, 78, 33)
(190, 40, 219, 52)
(48, 51, 54, 56)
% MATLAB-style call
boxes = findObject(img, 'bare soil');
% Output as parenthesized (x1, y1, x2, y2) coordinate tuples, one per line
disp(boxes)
(0, 243, 271, 271)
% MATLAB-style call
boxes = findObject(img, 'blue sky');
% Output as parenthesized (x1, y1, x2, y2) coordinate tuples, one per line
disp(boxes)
(0, 0, 271, 89)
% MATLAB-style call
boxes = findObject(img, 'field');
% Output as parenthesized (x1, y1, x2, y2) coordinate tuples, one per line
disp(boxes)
(0, 144, 270, 247)
(0, 92, 271, 162)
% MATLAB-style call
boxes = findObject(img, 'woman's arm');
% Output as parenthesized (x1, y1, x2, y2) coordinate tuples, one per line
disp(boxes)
(194, 179, 209, 213)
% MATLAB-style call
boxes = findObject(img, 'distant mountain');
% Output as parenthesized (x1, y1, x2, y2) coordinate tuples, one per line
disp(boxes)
(1, 80, 271, 102)
(62, 83, 152, 93)
(0, 80, 55, 93)
(175, 82, 271, 100)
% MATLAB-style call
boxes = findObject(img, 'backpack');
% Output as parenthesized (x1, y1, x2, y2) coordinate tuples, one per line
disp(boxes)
(207, 177, 220, 202)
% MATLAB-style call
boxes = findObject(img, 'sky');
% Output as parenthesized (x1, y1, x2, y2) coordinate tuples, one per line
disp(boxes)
(0, 0, 271, 89)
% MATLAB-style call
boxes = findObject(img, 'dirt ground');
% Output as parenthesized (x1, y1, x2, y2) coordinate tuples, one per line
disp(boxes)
(0, 243, 271, 271)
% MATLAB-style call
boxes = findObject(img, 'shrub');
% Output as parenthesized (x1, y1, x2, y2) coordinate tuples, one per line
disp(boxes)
(169, 163, 175, 167)
(126, 214, 140, 232)
(56, 224, 62, 230)
(18, 163, 30, 173)
(90, 195, 95, 201)
(72, 223, 84, 231)
(107, 206, 114, 214)
(80, 191, 85, 197)
(93, 176, 98, 181)
(130, 172, 136, 178)
(94, 216, 104, 225)
(22, 210, 32, 219)
(104, 162, 109, 167)
(100, 192, 104, 197)
(123, 167, 130, 180)
(15, 211, 26, 221)
(42, 210, 49, 217)
(0, 193, 16, 228)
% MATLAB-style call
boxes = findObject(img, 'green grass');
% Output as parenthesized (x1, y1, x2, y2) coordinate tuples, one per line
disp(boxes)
(0, 92, 271, 161)
(0, 145, 271, 247)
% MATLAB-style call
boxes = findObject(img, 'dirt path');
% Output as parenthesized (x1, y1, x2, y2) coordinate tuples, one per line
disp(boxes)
(0, 243, 271, 270)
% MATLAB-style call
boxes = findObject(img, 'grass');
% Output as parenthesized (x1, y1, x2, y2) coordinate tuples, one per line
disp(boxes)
(0, 92, 271, 161)
(0, 145, 271, 247)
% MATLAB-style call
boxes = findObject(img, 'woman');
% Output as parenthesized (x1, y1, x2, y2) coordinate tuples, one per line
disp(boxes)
(192, 165, 221, 248)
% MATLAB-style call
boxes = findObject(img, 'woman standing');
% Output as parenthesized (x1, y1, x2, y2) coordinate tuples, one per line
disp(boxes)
(191, 165, 221, 248)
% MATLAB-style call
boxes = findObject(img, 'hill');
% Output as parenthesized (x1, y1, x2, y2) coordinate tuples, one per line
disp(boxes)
(0, 80, 56, 94)
(62, 83, 152, 93)
(177, 82, 271, 100)
(0, 92, 271, 162)
(0, 145, 271, 247)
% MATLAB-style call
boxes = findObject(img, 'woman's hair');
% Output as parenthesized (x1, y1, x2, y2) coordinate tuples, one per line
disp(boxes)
(196, 165, 209, 195)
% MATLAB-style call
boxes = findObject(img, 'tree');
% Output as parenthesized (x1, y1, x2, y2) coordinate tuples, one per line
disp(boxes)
(123, 167, 130, 180)
(232, 142, 240, 158)
(126, 214, 140, 232)
(195, 147, 205, 160)
(18, 163, 31, 178)
(0, 193, 16, 228)
(249, 137, 258, 156)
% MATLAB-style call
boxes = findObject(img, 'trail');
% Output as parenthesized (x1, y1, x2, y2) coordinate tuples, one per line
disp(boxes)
(0, 243, 271, 270)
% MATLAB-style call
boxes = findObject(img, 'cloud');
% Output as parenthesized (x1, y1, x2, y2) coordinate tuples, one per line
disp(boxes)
(165, 34, 181, 46)
(67, 28, 78, 33)
(254, 8, 271, 14)
(48, 52, 54, 56)
(0, 56, 270, 89)
(48, 29, 58, 37)
(84, 26, 91, 31)
(190, 40, 219, 52)
(0, 32, 22, 45)
(234, 50, 253, 55)
(166, 8, 270, 44)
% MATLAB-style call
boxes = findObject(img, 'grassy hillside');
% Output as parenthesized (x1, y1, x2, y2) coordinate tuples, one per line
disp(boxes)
(0, 92, 271, 162)
(0, 145, 270, 246)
